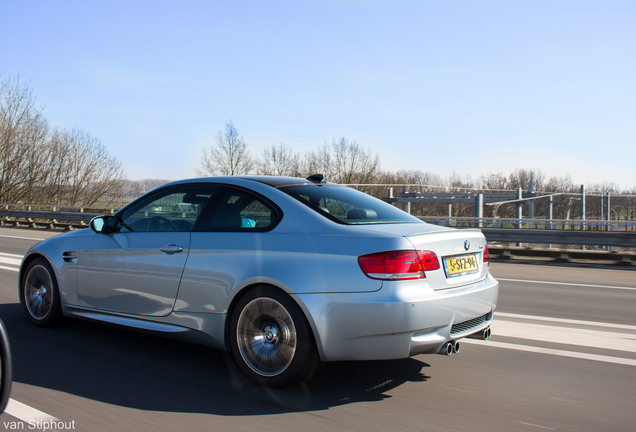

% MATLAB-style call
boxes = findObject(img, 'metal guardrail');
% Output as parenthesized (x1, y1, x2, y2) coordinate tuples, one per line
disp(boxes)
(0, 204, 117, 229)
(418, 216, 636, 231)
(1, 207, 635, 252)
(0, 209, 103, 229)
(481, 228, 636, 248)
(0, 210, 101, 222)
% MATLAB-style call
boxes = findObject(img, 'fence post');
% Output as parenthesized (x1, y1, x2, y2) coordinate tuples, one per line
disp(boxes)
(606, 192, 611, 230)
(548, 195, 554, 229)
(402, 185, 411, 214)
(547, 195, 554, 249)
(515, 188, 523, 247)
(580, 185, 586, 231)
(475, 194, 484, 228)
(599, 194, 603, 231)
(516, 188, 523, 228)
(607, 192, 613, 251)
(527, 181, 535, 228)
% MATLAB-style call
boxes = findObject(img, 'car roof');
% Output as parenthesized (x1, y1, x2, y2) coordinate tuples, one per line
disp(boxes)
(243, 176, 326, 188)
(167, 175, 330, 189)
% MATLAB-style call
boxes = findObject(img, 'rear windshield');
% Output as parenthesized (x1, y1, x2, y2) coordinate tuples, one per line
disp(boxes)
(279, 184, 421, 225)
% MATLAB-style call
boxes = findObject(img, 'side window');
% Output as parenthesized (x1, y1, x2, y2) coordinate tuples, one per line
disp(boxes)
(118, 186, 215, 232)
(202, 187, 279, 231)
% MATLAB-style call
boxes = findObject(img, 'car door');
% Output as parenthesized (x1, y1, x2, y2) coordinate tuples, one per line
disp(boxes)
(76, 184, 216, 316)
(175, 186, 282, 314)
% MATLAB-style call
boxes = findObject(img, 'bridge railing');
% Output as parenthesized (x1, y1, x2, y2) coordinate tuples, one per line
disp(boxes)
(417, 216, 636, 231)
(1, 205, 634, 259)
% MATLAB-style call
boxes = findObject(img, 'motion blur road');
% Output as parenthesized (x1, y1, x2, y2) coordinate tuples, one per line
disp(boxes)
(0, 227, 634, 432)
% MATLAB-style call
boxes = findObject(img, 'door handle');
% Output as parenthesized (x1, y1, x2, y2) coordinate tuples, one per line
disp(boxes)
(160, 244, 184, 254)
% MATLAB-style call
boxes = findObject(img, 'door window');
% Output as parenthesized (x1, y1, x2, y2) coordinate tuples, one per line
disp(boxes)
(117, 186, 216, 232)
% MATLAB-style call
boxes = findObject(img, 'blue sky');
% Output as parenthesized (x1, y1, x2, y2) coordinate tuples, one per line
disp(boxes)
(2, 0, 635, 188)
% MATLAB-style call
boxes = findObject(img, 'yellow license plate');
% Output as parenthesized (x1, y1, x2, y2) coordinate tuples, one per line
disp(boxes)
(443, 254, 479, 278)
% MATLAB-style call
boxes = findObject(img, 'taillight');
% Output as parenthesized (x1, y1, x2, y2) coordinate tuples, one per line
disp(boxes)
(358, 250, 440, 280)
(483, 245, 490, 266)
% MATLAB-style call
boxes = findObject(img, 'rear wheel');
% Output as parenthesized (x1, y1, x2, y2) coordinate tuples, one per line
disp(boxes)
(20, 258, 62, 327)
(229, 286, 319, 387)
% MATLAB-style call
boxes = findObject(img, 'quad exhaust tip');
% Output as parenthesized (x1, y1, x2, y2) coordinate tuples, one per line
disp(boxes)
(466, 327, 492, 340)
(439, 327, 492, 355)
(452, 340, 460, 354)
(438, 340, 461, 356)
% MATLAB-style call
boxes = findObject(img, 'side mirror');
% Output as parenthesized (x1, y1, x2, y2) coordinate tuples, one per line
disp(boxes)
(90, 216, 110, 233)
(0, 320, 12, 414)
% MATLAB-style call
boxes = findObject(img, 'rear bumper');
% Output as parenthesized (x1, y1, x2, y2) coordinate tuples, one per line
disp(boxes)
(296, 273, 499, 361)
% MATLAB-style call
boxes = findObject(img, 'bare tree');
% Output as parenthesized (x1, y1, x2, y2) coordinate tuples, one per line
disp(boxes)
(0, 76, 48, 203)
(1, 77, 125, 206)
(384, 170, 444, 192)
(40, 130, 73, 204)
(304, 137, 380, 185)
(543, 174, 576, 193)
(508, 169, 545, 190)
(444, 173, 476, 217)
(59, 129, 125, 206)
(19, 123, 51, 203)
(199, 121, 253, 176)
(304, 144, 331, 179)
(121, 178, 172, 198)
(479, 172, 509, 191)
(257, 143, 301, 176)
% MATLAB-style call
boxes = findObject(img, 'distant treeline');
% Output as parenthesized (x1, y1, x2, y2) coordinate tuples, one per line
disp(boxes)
(118, 174, 636, 222)
(123, 124, 636, 221)
(3, 77, 634, 221)
(191, 121, 636, 221)
(1, 77, 124, 206)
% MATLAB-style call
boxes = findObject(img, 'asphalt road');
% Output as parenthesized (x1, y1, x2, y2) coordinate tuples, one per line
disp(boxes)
(0, 227, 634, 432)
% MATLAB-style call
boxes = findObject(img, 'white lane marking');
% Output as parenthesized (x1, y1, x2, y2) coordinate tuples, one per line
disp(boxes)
(0, 234, 45, 241)
(0, 253, 23, 259)
(467, 314, 636, 366)
(492, 319, 636, 353)
(519, 421, 556, 430)
(0, 255, 22, 267)
(0, 265, 18, 272)
(496, 312, 636, 332)
(463, 339, 636, 367)
(0, 252, 21, 272)
(498, 277, 636, 292)
(5, 398, 59, 423)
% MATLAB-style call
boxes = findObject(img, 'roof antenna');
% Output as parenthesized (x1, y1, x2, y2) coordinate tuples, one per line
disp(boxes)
(306, 174, 325, 184)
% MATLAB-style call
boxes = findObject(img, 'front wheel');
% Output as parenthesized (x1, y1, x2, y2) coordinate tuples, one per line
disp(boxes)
(20, 258, 63, 327)
(0, 319, 12, 414)
(229, 286, 319, 387)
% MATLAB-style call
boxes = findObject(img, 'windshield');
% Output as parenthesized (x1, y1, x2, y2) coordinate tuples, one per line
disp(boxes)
(279, 184, 422, 225)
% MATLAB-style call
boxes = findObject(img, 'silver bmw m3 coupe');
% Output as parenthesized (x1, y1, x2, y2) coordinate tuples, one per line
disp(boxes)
(20, 175, 498, 386)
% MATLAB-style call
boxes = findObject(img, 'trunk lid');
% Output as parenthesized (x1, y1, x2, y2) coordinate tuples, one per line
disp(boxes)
(405, 228, 488, 290)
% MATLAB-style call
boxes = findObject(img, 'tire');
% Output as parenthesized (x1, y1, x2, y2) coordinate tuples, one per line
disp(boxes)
(0, 321, 13, 414)
(20, 258, 63, 327)
(0, 320, 12, 414)
(229, 286, 319, 387)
